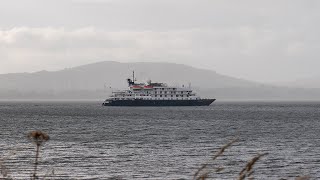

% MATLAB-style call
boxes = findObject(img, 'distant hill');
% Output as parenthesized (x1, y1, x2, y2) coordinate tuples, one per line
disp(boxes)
(0, 61, 258, 93)
(0, 61, 319, 100)
(0, 61, 259, 90)
(277, 76, 320, 89)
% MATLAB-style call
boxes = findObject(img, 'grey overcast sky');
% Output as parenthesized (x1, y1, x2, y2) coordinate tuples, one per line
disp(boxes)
(0, 0, 319, 82)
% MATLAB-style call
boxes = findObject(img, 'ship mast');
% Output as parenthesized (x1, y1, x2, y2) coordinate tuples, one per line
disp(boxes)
(126, 71, 135, 86)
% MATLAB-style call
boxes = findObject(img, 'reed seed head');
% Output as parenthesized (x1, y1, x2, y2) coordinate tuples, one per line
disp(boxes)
(238, 153, 268, 180)
(27, 130, 50, 146)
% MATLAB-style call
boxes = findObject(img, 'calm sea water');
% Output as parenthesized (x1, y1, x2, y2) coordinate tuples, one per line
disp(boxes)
(0, 101, 319, 179)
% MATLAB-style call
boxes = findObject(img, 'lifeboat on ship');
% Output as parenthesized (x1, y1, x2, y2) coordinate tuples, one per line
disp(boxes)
(144, 85, 153, 89)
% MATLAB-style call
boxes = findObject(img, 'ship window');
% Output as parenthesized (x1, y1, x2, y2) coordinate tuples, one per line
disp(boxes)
(165, 95, 167, 97)
(173, 88, 176, 90)
(160, 95, 162, 97)
(160, 91, 162, 94)
(176, 95, 179, 97)
(164, 91, 167, 94)
(171, 95, 173, 97)
(181, 91, 183, 94)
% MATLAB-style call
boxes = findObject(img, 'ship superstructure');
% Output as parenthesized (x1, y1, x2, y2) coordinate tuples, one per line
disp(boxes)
(102, 72, 215, 106)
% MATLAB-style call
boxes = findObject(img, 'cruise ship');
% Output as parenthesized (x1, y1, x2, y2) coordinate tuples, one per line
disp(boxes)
(102, 72, 215, 106)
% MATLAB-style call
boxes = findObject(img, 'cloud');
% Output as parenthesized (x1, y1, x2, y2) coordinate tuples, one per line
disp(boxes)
(0, 24, 319, 82)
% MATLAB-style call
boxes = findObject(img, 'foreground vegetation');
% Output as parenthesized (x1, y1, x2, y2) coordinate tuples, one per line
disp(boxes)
(0, 131, 311, 180)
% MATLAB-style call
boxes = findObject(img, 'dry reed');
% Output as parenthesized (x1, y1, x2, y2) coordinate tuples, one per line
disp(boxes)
(295, 176, 310, 180)
(0, 159, 10, 179)
(0, 150, 17, 180)
(27, 130, 50, 180)
(238, 153, 268, 180)
(193, 138, 238, 180)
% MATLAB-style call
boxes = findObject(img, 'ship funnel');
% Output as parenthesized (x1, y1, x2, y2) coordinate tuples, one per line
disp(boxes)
(127, 78, 134, 86)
